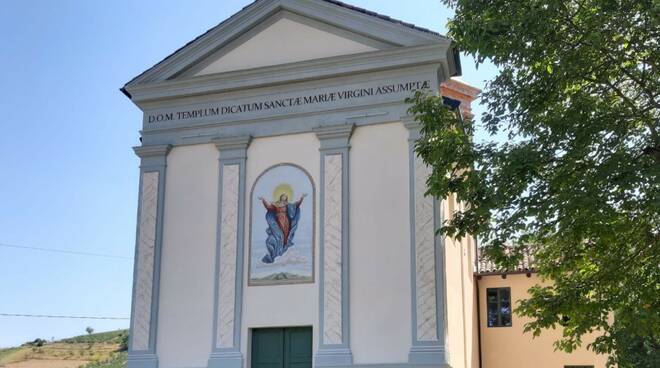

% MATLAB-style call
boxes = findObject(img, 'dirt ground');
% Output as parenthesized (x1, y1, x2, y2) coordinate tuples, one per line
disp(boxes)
(2, 360, 90, 368)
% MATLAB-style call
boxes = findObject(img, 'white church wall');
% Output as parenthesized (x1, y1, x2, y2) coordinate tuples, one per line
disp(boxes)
(349, 122, 412, 364)
(124, 3, 462, 368)
(446, 241, 464, 368)
(444, 195, 466, 368)
(156, 144, 218, 368)
(443, 196, 480, 368)
(241, 133, 321, 361)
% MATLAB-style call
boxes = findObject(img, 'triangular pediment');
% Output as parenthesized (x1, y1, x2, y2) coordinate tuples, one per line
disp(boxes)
(190, 13, 381, 76)
(123, 0, 451, 89)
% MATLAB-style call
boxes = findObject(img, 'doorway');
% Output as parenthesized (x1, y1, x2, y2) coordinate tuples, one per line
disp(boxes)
(251, 327, 312, 368)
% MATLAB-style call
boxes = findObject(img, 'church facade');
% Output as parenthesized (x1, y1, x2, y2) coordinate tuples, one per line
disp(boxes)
(121, 1, 606, 368)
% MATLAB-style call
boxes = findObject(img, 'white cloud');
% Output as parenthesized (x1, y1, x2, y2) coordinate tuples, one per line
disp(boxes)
(256, 248, 309, 268)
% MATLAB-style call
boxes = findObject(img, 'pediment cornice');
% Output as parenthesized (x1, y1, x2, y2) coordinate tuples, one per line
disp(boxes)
(126, 43, 454, 106)
(122, 0, 454, 94)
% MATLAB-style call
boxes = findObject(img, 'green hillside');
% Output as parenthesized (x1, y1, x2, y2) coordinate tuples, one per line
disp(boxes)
(0, 330, 128, 368)
(61, 330, 128, 346)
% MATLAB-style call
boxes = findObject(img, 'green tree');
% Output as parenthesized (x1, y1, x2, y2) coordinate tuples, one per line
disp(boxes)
(85, 327, 94, 349)
(408, 1, 659, 366)
(118, 333, 128, 352)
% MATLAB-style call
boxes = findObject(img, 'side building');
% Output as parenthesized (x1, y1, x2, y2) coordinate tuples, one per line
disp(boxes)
(475, 249, 609, 368)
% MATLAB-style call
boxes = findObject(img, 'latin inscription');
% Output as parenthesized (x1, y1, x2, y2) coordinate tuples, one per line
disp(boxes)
(147, 80, 430, 124)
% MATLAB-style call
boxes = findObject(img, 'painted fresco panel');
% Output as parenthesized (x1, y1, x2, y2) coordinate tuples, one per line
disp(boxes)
(249, 164, 315, 286)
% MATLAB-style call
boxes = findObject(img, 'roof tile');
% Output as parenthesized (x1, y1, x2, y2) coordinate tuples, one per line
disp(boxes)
(477, 247, 536, 275)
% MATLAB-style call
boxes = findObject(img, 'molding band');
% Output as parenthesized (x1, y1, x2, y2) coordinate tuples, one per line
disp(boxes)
(208, 136, 251, 368)
(316, 124, 354, 366)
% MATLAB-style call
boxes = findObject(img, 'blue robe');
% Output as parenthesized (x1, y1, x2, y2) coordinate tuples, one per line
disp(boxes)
(261, 203, 301, 264)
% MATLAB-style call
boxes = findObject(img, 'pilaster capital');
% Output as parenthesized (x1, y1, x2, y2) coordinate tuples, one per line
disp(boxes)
(212, 135, 252, 151)
(212, 135, 252, 161)
(402, 115, 422, 141)
(314, 123, 355, 151)
(133, 144, 172, 158)
(134, 144, 172, 169)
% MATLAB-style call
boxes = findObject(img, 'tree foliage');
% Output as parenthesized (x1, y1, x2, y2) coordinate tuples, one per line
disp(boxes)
(408, 0, 659, 366)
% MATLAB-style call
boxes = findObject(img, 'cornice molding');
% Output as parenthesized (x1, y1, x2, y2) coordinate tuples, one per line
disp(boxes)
(179, 10, 396, 80)
(126, 44, 451, 105)
(127, 0, 278, 86)
(124, 0, 450, 88)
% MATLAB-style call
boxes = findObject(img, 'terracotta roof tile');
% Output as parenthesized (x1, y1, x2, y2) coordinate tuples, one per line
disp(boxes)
(476, 246, 536, 275)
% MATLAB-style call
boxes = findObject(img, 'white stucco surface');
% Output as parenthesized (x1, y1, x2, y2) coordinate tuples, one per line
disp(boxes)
(196, 17, 376, 76)
(157, 144, 218, 368)
(349, 122, 412, 364)
(241, 133, 321, 362)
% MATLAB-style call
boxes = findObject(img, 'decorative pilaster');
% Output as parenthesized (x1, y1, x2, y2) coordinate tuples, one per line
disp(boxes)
(208, 136, 251, 368)
(128, 144, 172, 368)
(314, 124, 354, 366)
(404, 118, 449, 366)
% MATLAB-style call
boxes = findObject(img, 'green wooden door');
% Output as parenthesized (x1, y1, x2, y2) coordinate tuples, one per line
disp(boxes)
(284, 328, 312, 368)
(252, 327, 312, 368)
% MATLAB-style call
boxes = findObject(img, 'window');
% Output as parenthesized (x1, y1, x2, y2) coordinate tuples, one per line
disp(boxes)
(487, 287, 512, 327)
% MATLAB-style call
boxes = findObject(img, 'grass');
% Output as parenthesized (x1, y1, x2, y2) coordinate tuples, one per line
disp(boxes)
(0, 348, 21, 363)
(82, 352, 127, 368)
(0, 330, 128, 368)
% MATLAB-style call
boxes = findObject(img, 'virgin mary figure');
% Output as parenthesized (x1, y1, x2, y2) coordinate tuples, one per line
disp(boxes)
(258, 191, 307, 263)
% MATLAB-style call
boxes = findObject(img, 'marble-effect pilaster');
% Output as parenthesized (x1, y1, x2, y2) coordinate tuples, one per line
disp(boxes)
(322, 154, 343, 345)
(132, 171, 159, 351)
(208, 136, 250, 368)
(413, 156, 438, 341)
(315, 124, 354, 366)
(129, 144, 170, 368)
(405, 119, 448, 365)
(217, 164, 240, 348)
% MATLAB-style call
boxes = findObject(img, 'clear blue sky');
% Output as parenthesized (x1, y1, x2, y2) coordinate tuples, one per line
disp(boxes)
(0, 0, 497, 348)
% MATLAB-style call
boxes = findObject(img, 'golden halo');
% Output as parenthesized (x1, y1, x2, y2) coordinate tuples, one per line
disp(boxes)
(272, 183, 294, 202)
